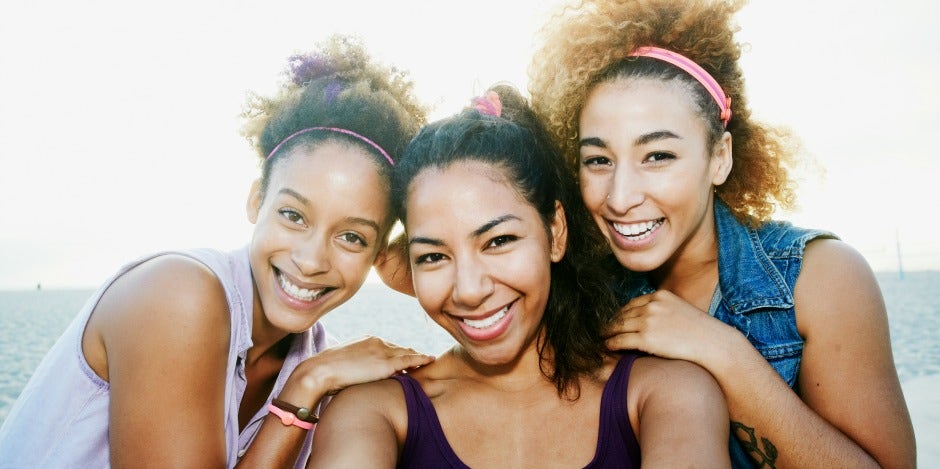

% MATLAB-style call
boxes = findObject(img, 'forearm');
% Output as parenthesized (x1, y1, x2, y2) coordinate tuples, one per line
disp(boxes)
(235, 417, 310, 468)
(237, 361, 334, 467)
(706, 330, 879, 468)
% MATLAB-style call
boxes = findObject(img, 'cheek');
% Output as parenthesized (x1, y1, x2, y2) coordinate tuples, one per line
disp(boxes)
(335, 251, 376, 282)
(579, 172, 608, 206)
(413, 271, 450, 314)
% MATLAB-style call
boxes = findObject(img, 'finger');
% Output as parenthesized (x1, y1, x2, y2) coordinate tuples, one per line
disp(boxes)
(603, 315, 643, 338)
(388, 353, 436, 372)
(605, 332, 644, 352)
(623, 292, 656, 310)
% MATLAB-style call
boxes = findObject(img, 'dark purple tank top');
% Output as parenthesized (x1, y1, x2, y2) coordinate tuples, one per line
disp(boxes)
(393, 353, 641, 468)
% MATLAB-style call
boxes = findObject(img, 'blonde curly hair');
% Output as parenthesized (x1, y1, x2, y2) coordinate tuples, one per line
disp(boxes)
(529, 0, 797, 224)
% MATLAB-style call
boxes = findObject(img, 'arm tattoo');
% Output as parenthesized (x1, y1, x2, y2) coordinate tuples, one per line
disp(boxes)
(732, 421, 778, 468)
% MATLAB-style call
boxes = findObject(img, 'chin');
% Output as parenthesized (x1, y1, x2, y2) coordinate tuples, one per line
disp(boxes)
(612, 251, 664, 274)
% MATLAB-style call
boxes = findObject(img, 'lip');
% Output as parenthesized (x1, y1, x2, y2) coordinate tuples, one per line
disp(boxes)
(273, 267, 334, 311)
(454, 300, 516, 342)
(606, 217, 664, 250)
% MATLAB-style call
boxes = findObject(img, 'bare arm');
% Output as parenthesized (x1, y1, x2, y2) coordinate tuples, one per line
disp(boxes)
(709, 240, 914, 468)
(92, 255, 231, 468)
(631, 357, 730, 468)
(94, 256, 434, 468)
(238, 337, 433, 468)
(791, 240, 914, 466)
(606, 240, 916, 468)
(307, 379, 406, 468)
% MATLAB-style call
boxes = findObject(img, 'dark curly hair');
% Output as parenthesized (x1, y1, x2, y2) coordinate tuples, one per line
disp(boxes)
(241, 34, 427, 200)
(393, 84, 618, 398)
(529, 0, 798, 224)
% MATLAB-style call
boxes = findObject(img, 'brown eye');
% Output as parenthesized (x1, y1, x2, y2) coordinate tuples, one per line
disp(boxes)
(278, 208, 305, 225)
(582, 156, 612, 167)
(339, 232, 368, 247)
(644, 152, 675, 163)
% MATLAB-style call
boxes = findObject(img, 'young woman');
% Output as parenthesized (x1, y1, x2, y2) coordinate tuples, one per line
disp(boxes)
(528, 1, 916, 467)
(0, 36, 434, 468)
(309, 86, 730, 468)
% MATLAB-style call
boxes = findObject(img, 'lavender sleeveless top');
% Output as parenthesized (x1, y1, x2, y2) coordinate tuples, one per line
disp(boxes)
(394, 353, 641, 468)
(0, 247, 335, 468)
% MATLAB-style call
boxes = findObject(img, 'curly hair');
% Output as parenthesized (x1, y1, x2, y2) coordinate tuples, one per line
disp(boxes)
(240, 34, 427, 199)
(393, 84, 619, 399)
(529, 0, 797, 223)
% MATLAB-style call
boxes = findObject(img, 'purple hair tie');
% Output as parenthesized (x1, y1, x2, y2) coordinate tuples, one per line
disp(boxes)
(266, 127, 394, 165)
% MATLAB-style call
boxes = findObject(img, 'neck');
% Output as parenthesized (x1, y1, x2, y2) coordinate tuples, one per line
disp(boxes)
(651, 201, 721, 310)
(450, 330, 558, 395)
(247, 282, 292, 367)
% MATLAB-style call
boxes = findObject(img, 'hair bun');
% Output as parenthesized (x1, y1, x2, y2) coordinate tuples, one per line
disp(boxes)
(286, 35, 372, 87)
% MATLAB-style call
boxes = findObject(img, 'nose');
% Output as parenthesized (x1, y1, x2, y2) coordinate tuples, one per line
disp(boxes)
(292, 235, 332, 277)
(605, 164, 645, 215)
(451, 254, 494, 309)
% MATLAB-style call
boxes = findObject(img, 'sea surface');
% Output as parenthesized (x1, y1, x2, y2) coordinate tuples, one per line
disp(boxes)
(1, 271, 938, 426)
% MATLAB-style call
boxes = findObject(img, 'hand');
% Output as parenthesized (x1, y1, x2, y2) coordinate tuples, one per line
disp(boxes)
(603, 290, 729, 365)
(373, 232, 415, 296)
(282, 336, 434, 406)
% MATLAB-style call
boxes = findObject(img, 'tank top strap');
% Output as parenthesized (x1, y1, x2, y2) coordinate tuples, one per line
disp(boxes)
(392, 374, 469, 468)
(590, 352, 642, 468)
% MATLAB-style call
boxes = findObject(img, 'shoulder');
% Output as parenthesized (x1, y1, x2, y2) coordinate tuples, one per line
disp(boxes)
(99, 253, 228, 321)
(751, 218, 837, 256)
(797, 237, 880, 304)
(629, 356, 722, 402)
(626, 356, 728, 457)
(90, 254, 230, 361)
(794, 238, 884, 335)
(320, 377, 410, 441)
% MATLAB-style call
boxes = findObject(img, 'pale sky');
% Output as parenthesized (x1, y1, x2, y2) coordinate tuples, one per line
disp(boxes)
(1, 0, 938, 289)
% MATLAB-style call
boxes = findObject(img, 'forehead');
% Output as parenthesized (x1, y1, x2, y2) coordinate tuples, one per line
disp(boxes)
(267, 141, 391, 216)
(581, 78, 707, 137)
(406, 161, 530, 229)
(269, 141, 388, 190)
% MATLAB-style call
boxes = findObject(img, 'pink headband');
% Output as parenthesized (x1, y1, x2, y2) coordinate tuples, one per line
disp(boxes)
(266, 126, 394, 165)
(628, 46, 732, 128)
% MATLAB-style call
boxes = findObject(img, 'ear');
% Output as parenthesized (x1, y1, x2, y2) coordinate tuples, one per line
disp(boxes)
(549, 200, 568, 263)
(246, 179, 263, 224)
(710, 131, 733, 186)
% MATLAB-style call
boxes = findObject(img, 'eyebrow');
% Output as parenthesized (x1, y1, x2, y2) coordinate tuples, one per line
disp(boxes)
(634, 130, 681, 146)
(579, 130, 681, 149)
(344, 216, 381, 235)
(278, 188, 380, 234)
(408, 214, 521, 247)
(579, 136, 606, 149)
(279, 188, 310, 206)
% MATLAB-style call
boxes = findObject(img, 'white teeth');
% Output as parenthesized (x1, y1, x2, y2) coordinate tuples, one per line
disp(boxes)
(463, 305, 509, 329)
(278, 273, 326, 302)
(613, 219, 663, 240)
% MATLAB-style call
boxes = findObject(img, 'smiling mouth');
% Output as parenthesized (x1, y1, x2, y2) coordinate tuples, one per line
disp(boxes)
(462, 303, 511, 329)
(612, 218, 664, 240)
(277, 270, 330, 302)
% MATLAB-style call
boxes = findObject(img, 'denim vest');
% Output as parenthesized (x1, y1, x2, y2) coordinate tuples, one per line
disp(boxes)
(612, 200, 836, 468)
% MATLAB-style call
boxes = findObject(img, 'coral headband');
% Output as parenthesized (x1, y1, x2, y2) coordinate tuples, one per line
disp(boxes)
(628, 46, 732, 127)
(266, 127, 394, 165)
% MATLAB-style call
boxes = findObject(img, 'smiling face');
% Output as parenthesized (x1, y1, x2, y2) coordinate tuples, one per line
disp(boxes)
(405, 161, 566, 368)
(247, 141, 391, 335)
(578, 78, 731, 275)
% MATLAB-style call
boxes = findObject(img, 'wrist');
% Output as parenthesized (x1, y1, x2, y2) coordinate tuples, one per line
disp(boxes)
(704, 322, 764, 384)
(279, 356, 335, 408)
(267, 401, 316, 430)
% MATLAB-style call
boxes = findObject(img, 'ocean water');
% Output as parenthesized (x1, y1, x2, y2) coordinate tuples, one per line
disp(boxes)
(1, 271, 937, 425)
